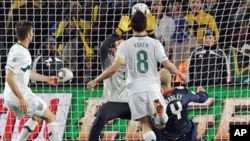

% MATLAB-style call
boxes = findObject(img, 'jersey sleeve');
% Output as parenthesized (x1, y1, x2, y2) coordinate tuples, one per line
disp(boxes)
(115, 43, 126, 65)
(155, 40, 168, 63)
(188, 89, 209, 103)
(6, 52, 27, 74)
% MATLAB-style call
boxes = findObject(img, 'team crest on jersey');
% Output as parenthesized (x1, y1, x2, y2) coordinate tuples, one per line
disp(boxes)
(12, 57, 17, 62)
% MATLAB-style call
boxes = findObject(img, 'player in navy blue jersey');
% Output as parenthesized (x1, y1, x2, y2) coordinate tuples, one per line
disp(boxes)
(158, 68, 208, 141)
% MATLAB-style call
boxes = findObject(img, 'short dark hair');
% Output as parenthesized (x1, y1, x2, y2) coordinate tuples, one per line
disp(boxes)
(110, 37, 124, 48)
(131, 11, 147, 32)
(204, 29, 215, 37)
(15, 20, 33, 41)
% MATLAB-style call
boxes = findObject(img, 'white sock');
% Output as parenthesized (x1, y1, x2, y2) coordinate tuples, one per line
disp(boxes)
(47, 122, 59, 141)
(143, 130, 156, 141)
(17, 118, 38, 141)
(154, 113, 168, 125)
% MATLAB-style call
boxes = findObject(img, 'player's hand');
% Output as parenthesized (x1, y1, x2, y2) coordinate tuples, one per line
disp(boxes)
(179, 73, 187, 83)
(115, 15, 131, 36)
(47, 76, 60, 86)
(146, 13, 155, 36)
(19, 97, 28, 114)
(197, 86, 206, 92)
(87, 79, 97, 91)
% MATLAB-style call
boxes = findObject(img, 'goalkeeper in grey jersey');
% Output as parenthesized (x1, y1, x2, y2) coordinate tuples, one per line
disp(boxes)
(88, 15, 131, 141)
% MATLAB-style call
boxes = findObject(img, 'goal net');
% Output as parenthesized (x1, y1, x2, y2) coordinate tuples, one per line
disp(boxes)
(0, 0, 250, 141)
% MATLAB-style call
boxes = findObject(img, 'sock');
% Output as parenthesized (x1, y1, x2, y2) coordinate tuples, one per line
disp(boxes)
(17, 118, 38, 141)
(47, 122, 59, 141)
(154, 113, 168, 125)
(143, 130, 157, 141)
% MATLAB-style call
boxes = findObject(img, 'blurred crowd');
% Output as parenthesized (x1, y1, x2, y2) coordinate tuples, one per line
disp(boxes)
(0, 0, 250, 86)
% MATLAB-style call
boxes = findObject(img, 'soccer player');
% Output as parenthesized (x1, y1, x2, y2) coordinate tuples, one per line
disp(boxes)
(4, 20, 60, 141)
(88, 15, 131, 141)
(158, 68, 208, 141)
(87, 11, 186, 141)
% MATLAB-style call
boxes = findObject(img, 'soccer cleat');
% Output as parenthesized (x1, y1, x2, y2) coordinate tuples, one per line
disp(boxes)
(154, 99, 164, 116)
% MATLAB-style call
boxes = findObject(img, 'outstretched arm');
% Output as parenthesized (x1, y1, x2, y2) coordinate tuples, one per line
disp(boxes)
(194, 86, 208, 103)
(87, 61, 121, 90)
(162, 60, 187, 83)
(30, 70, 59, 86)
(99, 33, 120, 67)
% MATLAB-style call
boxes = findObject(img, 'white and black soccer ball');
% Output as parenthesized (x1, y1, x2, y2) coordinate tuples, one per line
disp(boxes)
(131, 3, 151, 15)
(58, 68, 74, 82)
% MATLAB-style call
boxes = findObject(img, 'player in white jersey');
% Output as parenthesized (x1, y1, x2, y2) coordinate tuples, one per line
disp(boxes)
(4, 21, 60, 141)
(87, 11, 186, 141)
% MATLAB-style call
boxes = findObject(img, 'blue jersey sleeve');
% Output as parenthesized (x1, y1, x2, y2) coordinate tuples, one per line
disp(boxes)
(188, 90, 208, 103)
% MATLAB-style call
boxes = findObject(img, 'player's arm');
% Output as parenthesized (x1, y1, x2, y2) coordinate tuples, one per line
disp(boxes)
(162, 60, 186, 82)
(156, 40, 186, 82)
(99, 33, 120, 67)
(6, 69, 24, 101)
(146, 13, 156, 38)
(30, 70, 59, 86)
(190, 86, 208, 103)
(87, 60, 121, 90)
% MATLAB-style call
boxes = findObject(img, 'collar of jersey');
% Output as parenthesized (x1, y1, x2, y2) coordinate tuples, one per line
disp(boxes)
(16, 43, 28, 49)
(134, 35, 147, 37)
(162, 88, 174, 96)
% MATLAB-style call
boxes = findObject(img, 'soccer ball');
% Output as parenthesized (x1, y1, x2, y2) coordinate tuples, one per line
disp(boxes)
(58, 68, 74, 82)
(131, 3, 151, 15)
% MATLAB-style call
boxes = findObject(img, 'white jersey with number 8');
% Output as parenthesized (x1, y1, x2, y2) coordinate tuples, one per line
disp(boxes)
(116, 35, 168, 95)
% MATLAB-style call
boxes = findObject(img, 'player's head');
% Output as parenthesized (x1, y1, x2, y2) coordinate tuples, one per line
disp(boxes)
(159, 68, 172, 90)
(110, 37, 125, 53)
(43, 36, 57, 55)
(131, 10, 147, 32)
(203, 29, 216, 47)
(15, 20, 34, 42)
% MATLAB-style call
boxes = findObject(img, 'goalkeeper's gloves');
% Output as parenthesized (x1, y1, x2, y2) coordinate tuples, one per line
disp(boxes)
(115, 15, 131, 36)
(146, 13, 156, 36)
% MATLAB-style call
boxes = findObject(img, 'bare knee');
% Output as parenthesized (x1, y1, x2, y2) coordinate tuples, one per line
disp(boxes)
(32, 116, 42, 122)
(41, 108, 56, 123)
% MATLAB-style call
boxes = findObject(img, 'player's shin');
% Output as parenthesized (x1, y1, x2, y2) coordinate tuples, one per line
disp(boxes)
(17, 118, 38, 141)
(47, 122, 60, 141)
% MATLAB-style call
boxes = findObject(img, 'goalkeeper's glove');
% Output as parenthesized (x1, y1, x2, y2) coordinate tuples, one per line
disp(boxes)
(115, 15, 131, 36)
(146, 13, 155, 36)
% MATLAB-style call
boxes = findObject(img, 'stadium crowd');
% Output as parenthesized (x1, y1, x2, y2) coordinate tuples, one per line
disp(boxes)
(0, 0, 250, 86)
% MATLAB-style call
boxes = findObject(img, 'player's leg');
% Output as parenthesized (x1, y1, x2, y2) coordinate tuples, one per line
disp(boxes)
(88, 102, 130, 141)
(4, 100, 39, 141)
(25, 94, 59, 141)
(129, 92, 157, 141)
(40, 108, 59, 141)
(17, 116, 41, 141)
(139, 116, 157, 141)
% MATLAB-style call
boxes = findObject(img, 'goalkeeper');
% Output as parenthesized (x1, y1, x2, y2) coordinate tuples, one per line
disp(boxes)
(87, 10, 157, 141)
(156, 68, 208, 141)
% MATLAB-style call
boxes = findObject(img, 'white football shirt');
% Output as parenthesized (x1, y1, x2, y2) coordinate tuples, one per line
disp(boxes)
(4, 43, 32, 101)
(116, 35, 168, 95)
